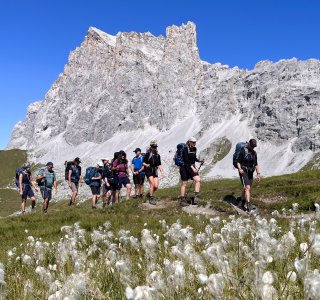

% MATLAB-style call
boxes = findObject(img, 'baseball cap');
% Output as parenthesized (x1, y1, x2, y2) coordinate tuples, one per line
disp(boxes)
(188, 137, 197, 143)
(46, 162, 53, 167)
(74, 157, 81, 163)
(133, 148, 141, 152)
(150, 140, 158, 147)
(23, 165, 31, 170)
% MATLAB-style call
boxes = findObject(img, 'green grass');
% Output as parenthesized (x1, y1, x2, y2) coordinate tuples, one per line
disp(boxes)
(0, 149, 27, 187)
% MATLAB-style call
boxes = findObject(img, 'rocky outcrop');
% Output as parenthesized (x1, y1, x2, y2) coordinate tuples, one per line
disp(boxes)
(7, 22, 320, 172)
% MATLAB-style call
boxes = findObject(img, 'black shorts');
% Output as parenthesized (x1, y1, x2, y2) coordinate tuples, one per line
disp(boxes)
(239, 170, 254, 187)
(40, 187, 52, 201)
(180, 166, 198, 181)
(102, 184, 112, 194)
(145, 168, 158, 178)
(133, 173, 145, 185)
(90, 186, 101, 195)
(21, 184, 34, 201)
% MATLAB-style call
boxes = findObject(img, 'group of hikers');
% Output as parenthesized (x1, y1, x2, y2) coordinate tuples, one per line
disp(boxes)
(15, 137, 260, 214)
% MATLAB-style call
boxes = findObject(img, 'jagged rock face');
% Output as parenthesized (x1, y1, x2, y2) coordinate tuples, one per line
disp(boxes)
(7, 22, 320, 156)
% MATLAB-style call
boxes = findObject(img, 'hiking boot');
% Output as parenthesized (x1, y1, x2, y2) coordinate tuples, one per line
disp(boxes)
(68, 200, 73, 206)
(102, 201, 107, 208)
(246, 202, 252, 213)
(139, 194, 143, 199)
(148, 196, 156, 205)
(92, 205, 97, 209)
(179, 196, 189, 207)
(193, 196, 200, 205)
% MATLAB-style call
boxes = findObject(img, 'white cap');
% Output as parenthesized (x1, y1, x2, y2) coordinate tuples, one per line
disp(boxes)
(188, 137, 197, 143)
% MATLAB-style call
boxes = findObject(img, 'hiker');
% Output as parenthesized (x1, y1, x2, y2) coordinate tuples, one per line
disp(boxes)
(37, 162, 57, 213)
(68, 157, 83, 206)
(90, 162, 102, 209)
(130, 148, 145, 199)
(112, 150, 131, 200)
(143, 140, 164, 205)
(18, 165, 38, 214)
(236, 138, 261, 213)
(101, 158, 114, 207)
(179, 137, 204, 206)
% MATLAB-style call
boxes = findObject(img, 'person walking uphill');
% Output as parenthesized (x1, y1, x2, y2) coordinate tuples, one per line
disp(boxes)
(90, 162, 102, 209)
(236, 138, 261, 213)
(37, 162, 57, 213)
(179, 137, 204, 206)
(143, 140, 164, 205)
(68, 157, 83, 206)
(112, 151, 131, 200)
(18, 165, 38, 214)
(131, 148, 145, 199)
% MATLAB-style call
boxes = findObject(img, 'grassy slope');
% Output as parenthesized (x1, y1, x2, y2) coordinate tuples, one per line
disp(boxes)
(1, 149, 320, 262)
(0, 150, 27, 217)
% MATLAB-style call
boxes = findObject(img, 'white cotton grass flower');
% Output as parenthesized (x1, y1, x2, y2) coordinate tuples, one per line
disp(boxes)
(22, 254, 32, 265)
(312, 234, 320, 255)
(262, 271, 274, 285)
(147, 271, 165, 290)
(207, 273, 224, 298)
(125, 286, 159, 300)
(314, 203, 320, 213)
(294, 257, 309, 275)
(197, 274, 208, 284)
(277, 231, 296, 259)
(304, 272, 320, 300)
(287, 271, 297, 282)
(261, 284, 278, 300)
(292, 203, 299, 212)
(300, 242, 309, 254)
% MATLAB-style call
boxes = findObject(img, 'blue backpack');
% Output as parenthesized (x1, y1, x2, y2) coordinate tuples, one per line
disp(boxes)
(84, 167, 96, 185)
(15, 168, 24, 187)
(174, 143, 186, 167)
(232, 142, 248, 168)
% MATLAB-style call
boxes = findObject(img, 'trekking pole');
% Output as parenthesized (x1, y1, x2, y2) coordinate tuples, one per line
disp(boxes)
(185, 162, 204, 200)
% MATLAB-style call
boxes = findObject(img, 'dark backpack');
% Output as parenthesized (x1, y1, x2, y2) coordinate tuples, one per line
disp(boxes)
(15, 168, 24, 187)
(64, 161, 74, 180)
(232, 142, 248, 168)
(84, 167, 96, 185)
(174, 143, 186, 167)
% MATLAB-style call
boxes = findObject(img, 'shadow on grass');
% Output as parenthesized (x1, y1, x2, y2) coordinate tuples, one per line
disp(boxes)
(223, 194, 245, 208)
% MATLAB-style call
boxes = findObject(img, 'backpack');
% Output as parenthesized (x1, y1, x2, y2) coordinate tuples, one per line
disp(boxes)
(84, 167, 96, 185)
(232, 142, 248, 168)
(64, 161, 74, 180)
(174, 143, 186, 167)
(37, 168, 55, 187)
(15, 168, 24, 187)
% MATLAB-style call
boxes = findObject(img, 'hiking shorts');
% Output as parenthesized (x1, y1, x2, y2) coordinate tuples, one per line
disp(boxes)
(239, 170, 254, 187)
(90, 186, 101, 195)
(180, 165, 198, 181)
(21, 185, 34, 201)
(70, 182, 79, 193)
(145, 168, 158, 178)
(40, 187, 52, 201)
(118, 176, 130, 188)
(102, 183, 112, 194)
(133, 173, 145, 185)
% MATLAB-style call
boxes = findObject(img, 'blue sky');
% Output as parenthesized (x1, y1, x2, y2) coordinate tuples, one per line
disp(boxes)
(0, 0, 319, 149)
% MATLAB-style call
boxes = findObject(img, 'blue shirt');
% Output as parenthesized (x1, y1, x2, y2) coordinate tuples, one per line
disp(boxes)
(132, 155, 145, 175)
(89, 170, 101, 187)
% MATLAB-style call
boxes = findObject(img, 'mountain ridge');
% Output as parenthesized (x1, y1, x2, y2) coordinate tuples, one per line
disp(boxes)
(7, 21, 320, 182)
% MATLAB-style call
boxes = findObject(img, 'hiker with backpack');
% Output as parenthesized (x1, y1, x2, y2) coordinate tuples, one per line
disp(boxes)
(143, 140, 164, 205)
(234, 139, 261, 213)
(176, 137, 204, 206)
(36, 162, 57, 213)
(101, 158, 115, 207)
(112, 150, 131, 200)
(18, 164, 38, 214)
(130, 148, 145, 199)
(67, 157, 83, 206)
(88, 162, 102, 209)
